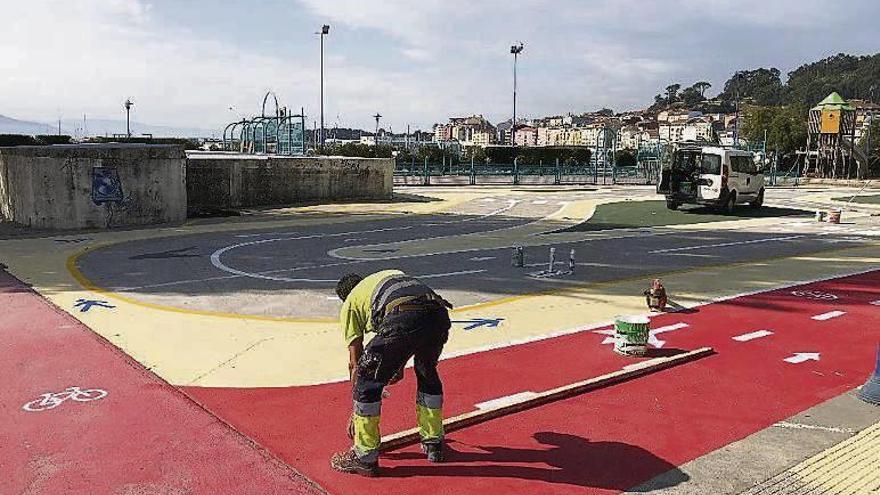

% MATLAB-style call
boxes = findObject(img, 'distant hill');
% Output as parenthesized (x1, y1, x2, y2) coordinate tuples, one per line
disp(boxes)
(0, 113, 216, 138)
(0, 114, 53, 135)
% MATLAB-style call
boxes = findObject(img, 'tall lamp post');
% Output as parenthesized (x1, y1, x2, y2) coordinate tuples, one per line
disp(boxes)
(373, 113, 382, 145)
(124, 98, 134, 139)
(510, 42, 524, 146)
(317, 24, 330, 152)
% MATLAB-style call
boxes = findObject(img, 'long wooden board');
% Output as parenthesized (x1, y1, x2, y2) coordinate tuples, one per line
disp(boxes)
(380, 346, 714, 451)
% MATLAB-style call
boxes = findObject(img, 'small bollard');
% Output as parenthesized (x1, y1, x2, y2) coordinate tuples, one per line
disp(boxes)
(815, 210, 826, 222)
(569, 248, 576, 272)
(512, 246, 524, 267)
(548, 247, 556, 273)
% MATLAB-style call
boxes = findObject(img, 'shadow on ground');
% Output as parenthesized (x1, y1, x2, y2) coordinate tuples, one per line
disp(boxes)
(382, 432, 689, 491)
(558, 200, 811, 233)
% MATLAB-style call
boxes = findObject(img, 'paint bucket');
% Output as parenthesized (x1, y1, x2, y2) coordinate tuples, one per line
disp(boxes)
(828, 210, 841, 224)
(613, 315, 650, 357)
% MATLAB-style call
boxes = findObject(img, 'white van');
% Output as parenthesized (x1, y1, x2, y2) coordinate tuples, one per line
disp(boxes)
(657, 145, 765, 211)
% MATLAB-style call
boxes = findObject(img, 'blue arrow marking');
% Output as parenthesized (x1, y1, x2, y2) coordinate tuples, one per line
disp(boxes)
(73, 299, 116, 313)
(451, 318, 504, 331)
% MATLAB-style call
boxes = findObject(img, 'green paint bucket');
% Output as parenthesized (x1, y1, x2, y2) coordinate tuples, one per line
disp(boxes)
(613, 315, 650, 356)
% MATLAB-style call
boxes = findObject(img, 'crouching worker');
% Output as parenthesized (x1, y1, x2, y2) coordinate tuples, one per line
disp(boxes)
(644, 278, 668, 312)
(330, 270, 452, 476)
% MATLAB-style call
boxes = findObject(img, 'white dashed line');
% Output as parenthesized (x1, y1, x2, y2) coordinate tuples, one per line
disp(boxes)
(812, 310, 846, 321)
(649, 235, 806, 254)
(469, 256, 496, 262)
(732, 330, 774, 342)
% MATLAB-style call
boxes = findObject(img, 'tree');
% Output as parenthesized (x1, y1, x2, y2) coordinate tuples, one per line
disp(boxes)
(694, 81, 712, 97)
(721, 68, 784, 106)
(614, 150, 637, 167)
(857, 118, 880, 176)
(665, 83, 681, 103)
(741, 104, 808, 155)
(679, 86, 705, 107)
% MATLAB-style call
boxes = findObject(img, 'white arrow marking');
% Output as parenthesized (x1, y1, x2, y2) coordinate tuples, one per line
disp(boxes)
(733, 330, 774, 342)
(599, 322, 688, 348)
(784, 352, 820, 364)
(812, 310, 846, 321)
(870, 300, 880, 306)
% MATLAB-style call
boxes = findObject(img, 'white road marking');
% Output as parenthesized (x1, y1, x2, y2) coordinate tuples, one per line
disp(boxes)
(480, 197, 496, 202)
(732, 330, 774, 342)
(784, 352, 820, 364)
(773, 421, 854, 434)
(532, 200, 548, 205)
(812, 310, 846, 321)
(475, 391, 538, 410)
(420, 269, 487, 279)
(469, 256, 496, 262)
(870, 300, 880, 306)
(649, 235, 806, 254)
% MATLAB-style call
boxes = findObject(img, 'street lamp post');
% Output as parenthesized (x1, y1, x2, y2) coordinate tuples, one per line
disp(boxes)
(373, 113, 382, 145)
(318, 24, 330, 152)
(124, 98, 134, 139)
(510, 42, 524, 146)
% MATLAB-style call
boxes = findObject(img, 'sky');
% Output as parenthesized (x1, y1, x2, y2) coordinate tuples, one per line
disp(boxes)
(1, 0, 879, 133)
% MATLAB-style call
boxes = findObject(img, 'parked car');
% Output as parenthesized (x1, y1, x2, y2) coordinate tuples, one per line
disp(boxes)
(657, 145, 764, 211)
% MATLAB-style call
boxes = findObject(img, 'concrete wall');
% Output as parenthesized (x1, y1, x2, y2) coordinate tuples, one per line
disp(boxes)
(0, 144, 186, 229)
(186, 153, 393, 209)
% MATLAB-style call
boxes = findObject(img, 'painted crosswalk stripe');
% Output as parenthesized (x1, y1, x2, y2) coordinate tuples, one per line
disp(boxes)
(812, 310, 846, 321)
(733, 330, 774, 342)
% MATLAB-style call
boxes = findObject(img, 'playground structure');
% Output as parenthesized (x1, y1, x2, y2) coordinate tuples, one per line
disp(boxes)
(806, 92, 868, 179)
(222, 92, 306, 155)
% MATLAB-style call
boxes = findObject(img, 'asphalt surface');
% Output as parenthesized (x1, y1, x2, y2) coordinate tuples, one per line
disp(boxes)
(75, 190, 880, 319)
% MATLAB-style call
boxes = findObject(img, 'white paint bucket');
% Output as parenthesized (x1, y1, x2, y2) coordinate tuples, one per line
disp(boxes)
(613, 315, 650, 357)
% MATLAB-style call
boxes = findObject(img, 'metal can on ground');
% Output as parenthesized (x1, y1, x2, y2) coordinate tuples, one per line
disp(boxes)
(613, 315, 650, 357)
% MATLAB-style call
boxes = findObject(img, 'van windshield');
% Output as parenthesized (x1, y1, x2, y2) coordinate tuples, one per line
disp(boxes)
(700, 154, 721, 175)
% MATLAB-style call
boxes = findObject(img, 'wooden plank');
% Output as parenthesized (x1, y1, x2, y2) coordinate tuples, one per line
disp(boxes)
(380, 346, 714, 451)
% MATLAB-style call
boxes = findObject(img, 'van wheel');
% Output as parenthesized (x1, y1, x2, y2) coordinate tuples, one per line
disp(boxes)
(666, 200, 679, 210)
(724, 192, 737, 214)
(750, 189, 764, 208)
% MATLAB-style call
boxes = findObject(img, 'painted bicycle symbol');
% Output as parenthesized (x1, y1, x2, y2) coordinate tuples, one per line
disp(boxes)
(22, 386, 108, 412)
(791, 290, 838, 301)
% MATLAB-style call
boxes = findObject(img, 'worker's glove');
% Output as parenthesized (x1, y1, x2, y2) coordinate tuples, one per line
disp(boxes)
(347, 414, 355, 440)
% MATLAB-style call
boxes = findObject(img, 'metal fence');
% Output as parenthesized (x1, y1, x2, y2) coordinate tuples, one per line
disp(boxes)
(394, 158, 660, 186)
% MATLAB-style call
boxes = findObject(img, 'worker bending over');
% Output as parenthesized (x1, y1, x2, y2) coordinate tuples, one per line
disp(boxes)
(330, 270, 452, 476)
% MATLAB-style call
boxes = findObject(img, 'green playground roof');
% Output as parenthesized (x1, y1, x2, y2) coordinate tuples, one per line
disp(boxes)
(812, 91, 854, 111)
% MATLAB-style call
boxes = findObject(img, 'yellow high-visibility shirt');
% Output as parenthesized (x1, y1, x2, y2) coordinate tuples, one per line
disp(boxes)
(340, 270, 404, 346)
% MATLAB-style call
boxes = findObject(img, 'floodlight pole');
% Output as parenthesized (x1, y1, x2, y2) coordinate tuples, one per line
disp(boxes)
(124, 99, 134, 139)
(374, 113, 382, 145)
(318, 24, 330, 152)
(510, 43, 523, 146)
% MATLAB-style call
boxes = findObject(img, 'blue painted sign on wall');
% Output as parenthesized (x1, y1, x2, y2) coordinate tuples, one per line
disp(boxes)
(91, 167, 123, 205)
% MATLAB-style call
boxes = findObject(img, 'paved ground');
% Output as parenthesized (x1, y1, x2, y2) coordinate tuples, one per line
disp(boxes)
(2, 184, 880, 494)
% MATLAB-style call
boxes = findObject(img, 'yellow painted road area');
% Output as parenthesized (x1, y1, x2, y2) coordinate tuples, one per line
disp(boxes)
(3, 188, 880, 388)
(740, 421, 880, 494)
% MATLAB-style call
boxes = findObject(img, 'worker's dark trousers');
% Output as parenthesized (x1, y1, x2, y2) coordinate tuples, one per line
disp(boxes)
(352, 305, 450, 463)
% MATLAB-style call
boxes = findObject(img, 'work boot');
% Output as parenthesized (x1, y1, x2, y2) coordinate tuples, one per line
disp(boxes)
(421, 442, 444, 463)
(330, 449, 379, 477)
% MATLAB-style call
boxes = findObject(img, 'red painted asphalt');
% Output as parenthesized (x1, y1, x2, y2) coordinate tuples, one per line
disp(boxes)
(184, 270, 880, 495)
(0, 272, 321, 495)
